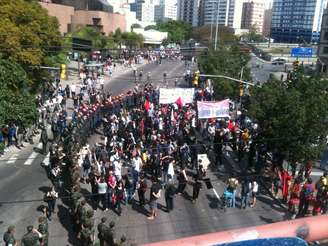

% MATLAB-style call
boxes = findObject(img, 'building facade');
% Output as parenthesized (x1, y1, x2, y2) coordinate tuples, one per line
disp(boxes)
(262, 8, 272, 36)
(177, 0, 201, 27)
(271, 0, 328, 43)
(40, 2, 126, 34)
(154, 0, 177, 21)
(318, 8, 328, 72)
(136, 0, 160, 22)
(241, 0, 265, 33)
(198, 0, 244, 29)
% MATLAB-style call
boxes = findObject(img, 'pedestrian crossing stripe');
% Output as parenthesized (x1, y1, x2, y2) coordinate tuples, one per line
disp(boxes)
(24, 151, 38, 165)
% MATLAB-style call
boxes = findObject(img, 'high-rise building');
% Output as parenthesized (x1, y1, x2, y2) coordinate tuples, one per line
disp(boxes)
(262, 8, 272, 37)
(271, 0, 328, 43)
(154, 0, 177, 21)
(198, 0, 244, 29)
(177, 0, 201, 27)
(241, 0, 265, 33)
(318, 8, 328, 72)
(136, 0, 160, 22)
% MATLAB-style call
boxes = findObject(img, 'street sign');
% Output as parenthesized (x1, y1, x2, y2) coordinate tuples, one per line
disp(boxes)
(291, 47, 313, 58)
(72, 37, 92, 52)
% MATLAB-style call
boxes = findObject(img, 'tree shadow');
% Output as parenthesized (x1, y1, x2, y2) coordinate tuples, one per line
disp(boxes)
(256, 195, 287, 214)
(57, 204, 79, 245)
(80, 187, 96, 209)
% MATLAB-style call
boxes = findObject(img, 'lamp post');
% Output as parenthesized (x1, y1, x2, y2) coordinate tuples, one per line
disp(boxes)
(214, 0, 221, 50)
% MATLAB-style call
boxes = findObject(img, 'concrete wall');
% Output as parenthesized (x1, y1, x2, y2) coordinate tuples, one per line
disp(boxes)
(71, 11, 126, 34)
(40, 2, 75, 34)
(40, 2, 126, 35)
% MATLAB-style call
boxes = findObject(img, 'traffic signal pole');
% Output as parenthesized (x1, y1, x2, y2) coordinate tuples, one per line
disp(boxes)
(199, 74, 257, 87)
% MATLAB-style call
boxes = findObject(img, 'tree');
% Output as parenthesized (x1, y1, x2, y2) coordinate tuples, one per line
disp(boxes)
(249, 70, 328, 164)
(198, 46, 251, 100)
(144, 25, 157, 31)
(131, 23, 142, 30)
(121, 32, 144, 49)
(71, 26, 108, 49)
(156, 20, 192, 44)
(192, 25, 237, 45)
(0, 59, 38, 127)
(0, 0, 61, 69)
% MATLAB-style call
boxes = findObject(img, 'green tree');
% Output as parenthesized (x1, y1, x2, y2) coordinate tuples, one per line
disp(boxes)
(144, 25, 157, 31)
(121, 32, 144, 49)
(156, 20, 192, 44)
(71, 26, 108, 49)
(131, 23, 142, 30)
(0, 0, 62, 88)
(249, 71, 328, 163)
(198, 46, 251, 100)
(192, 25, 237, 46)
(0, 59, 38, 126)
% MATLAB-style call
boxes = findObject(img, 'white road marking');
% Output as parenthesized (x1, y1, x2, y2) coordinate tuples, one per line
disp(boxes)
(7, 154, 18, 164)
(42, 152, 50, 166)
(24, 151, 39, 165)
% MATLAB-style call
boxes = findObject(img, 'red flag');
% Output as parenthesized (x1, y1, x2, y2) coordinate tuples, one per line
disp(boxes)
(175, 97, 183, 107)
(144, 100, 150, 111)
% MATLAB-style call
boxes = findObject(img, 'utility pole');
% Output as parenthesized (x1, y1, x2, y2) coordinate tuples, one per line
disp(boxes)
(214, 0, 221, 50)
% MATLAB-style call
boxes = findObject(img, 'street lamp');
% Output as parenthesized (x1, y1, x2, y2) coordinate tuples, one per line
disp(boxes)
(214, 0, 221, 50)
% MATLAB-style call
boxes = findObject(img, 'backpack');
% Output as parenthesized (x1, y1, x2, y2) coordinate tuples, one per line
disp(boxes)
(304, 184, 313, 199)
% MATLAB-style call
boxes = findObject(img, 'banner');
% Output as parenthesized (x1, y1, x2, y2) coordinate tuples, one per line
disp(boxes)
(159, 88, 194, 104)
(197, 99, 230, 119)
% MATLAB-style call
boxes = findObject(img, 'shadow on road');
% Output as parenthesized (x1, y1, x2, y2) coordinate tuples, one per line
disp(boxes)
(57, 204, 79, 245)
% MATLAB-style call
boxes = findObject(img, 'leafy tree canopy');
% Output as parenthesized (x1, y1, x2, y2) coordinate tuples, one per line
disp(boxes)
(156, 20, 192, 44)
(0, 59, 38, 126)
(192, 25, 237, 46)
(198, 46, 251, 100)
(0, 0, 61, 67)
(249, 70, 328, 163)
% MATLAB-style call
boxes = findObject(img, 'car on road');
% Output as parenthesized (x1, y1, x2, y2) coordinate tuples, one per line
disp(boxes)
(272, 58, 287, 65)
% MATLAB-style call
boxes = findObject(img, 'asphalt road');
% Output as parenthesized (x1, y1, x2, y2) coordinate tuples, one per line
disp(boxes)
(0, 59, 321, 245)
(0, 59, 189, 244)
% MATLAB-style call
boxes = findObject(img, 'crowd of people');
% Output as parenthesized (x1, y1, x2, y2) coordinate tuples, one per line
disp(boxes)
(3, 57, 327, 246)
(271, 162, 328, 218)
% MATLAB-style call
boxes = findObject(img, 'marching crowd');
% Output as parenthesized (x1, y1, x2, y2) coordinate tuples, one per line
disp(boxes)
(3, 61, 328, 246)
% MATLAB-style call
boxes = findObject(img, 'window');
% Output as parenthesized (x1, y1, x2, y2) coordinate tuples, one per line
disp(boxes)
(324, 31, 328, 41)
(323, 46, 328, 54)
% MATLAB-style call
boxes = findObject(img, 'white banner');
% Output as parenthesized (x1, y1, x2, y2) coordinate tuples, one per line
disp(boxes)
(159, 88, 194, 104)
(197, 99, 230, 119)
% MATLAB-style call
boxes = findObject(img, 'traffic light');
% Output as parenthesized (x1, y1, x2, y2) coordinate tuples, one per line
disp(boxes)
(60, 64, 66, 80)
(239, 83, 244, 97)
(193, 71, 200, 87)
(293, 60, 299, 69)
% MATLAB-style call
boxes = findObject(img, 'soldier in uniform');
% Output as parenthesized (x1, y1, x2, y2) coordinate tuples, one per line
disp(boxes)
(21, 225, 42, 246)
(81, 210, 95, 230)
(3, 225, 17, 246)
(40, 126, 48, 155)
(97, 217, 108, 246)
(38, 216, 48, 246)
(104, 221, 116, 246)
(80, 223, 95, 246)
(76, 200, 88, 235)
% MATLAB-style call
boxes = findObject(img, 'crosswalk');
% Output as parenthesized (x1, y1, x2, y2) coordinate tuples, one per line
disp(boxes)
(0, 143, 47, 166)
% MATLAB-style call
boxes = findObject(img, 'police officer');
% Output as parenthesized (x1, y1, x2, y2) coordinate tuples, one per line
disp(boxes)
(38, 216, 48, 246)
(97, 217, 108, 246)
(21, 225, 42, 246)
(3, 225, 17, 246)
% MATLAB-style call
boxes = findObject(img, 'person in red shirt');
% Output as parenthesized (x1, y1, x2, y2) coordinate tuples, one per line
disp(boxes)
(281, 168, 291, 202)
(107, 171, 117, 208)
(288, 178, 301, 214)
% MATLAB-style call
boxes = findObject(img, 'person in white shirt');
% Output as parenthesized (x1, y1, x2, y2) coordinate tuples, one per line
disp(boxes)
(251, 180, 259, 208)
